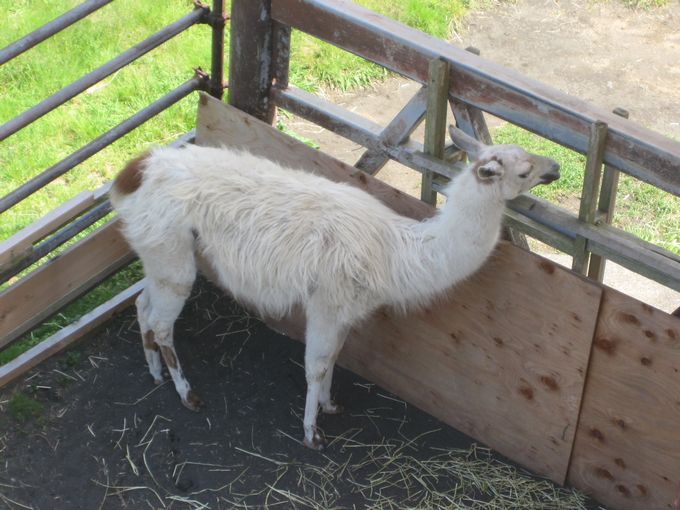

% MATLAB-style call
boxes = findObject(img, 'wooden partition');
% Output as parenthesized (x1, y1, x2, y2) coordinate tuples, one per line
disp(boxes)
(568, 288, 680, 510)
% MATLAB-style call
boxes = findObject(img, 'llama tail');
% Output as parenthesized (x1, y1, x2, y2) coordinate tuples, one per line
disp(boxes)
(109, 152, 151, 207)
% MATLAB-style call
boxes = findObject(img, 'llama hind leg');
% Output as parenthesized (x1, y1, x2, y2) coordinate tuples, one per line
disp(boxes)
(145, 277, 203, 411)
(136, 289, 163, 385)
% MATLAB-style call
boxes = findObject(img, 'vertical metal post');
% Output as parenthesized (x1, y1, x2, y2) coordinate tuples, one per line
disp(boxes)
(228, 0, 275, 123)
(572, 120, 608, 274)
(422, 57, 450, 205)
(588, 108, 629, 281)
(209, 0, 226, 99)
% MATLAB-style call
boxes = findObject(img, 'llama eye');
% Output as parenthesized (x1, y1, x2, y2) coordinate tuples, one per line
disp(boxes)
(518, 171, 530, 178)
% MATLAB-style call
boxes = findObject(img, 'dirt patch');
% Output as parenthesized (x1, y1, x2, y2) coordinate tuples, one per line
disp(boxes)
(0, 278, 601, 509)
(463, 0, 680, 140)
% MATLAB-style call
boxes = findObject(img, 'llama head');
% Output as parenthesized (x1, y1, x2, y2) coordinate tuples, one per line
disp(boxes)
(449, 125, 560, 200)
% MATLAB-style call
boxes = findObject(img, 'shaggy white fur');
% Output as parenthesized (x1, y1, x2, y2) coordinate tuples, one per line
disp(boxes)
(110, 126, 559, 449)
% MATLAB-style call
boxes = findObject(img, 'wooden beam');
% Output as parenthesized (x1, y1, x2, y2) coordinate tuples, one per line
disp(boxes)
(504, 193, 680, 291)
(0, 183, 110, 268)
(353, 85, 427, 175)
(268, 86, 460, 180)
(589, 108, 630, 282)
(567, 288, 680, 510)
(0, 220, 134, 349)
(0, 280, 144, 388)
(270, 0, 680, 196)
(573, 121, 608, 274)
(422, 58, 449, 205)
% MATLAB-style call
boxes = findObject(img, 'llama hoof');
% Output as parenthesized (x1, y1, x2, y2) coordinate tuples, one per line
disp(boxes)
(182, 390, 204, 412)
(303, 430, 327, 450)
(153, 377, 164, 386)
(322, 401, 344, 415)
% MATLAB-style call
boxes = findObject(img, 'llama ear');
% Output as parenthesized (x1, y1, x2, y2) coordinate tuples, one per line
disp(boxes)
(476, 159, 504, 181)
(448, 125, 484, 160)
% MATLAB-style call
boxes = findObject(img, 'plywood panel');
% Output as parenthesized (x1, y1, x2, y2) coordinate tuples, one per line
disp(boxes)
(568, 289, 680, 510)
(343, 242, 601, 483)
(196, 94, 602, 483)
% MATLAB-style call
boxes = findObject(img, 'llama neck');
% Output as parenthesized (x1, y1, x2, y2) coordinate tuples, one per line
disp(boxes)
(410, 172, 505, 295)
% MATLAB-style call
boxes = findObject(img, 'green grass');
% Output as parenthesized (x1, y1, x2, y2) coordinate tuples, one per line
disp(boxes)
(620, 0, 667, 8)
(8, 391, 44, 424)
(493, 124, 679, 253)
(0, 0, 467, 362)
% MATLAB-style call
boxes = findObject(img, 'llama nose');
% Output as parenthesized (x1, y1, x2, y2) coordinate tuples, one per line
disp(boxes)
(540, 162, 560, 183)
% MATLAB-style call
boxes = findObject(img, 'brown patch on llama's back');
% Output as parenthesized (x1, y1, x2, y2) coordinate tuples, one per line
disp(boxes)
(113, 152, 150, 195)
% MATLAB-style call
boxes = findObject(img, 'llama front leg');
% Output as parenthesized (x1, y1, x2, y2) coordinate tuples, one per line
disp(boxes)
(303, 306, 348, 449)
(318, 327, 349, 415)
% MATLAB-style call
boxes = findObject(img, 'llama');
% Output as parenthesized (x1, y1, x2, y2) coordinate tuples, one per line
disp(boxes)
(109, 125, 560, 449)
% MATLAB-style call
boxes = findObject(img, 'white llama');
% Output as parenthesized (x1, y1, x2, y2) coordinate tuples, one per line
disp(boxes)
(110, 125, 560, 449)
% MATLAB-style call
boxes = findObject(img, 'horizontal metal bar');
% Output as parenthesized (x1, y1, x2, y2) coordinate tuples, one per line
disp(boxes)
(0, 201, 112, 284)
(0, 0, 114, 66)
(0, 76, 205, 213)
(0, 6, 207, 143)
(271, 0, 680, 196)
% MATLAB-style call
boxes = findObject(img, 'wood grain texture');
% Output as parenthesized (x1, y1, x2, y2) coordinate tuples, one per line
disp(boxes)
(342, 243, 600, 483)
(0, 220, 134, 349)
(422, 58, 449, 205)
(568, 289, 680, 510)
(195, 94, 601, 483)
(0, 280, 144, 388)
